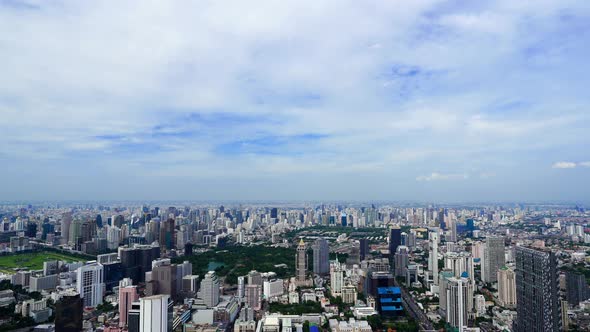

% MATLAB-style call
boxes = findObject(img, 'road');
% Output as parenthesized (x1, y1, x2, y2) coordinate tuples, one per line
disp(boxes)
(394, 279, 436, 331)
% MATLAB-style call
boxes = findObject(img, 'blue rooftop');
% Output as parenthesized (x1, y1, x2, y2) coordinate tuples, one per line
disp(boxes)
(377, 287, 401, 295)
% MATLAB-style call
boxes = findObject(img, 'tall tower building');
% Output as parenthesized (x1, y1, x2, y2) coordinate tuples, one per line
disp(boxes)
(482, 236, 505, 284)
(139, 294, 170, 332)
(497, 266, 516, 308)
(200, 271, 220, 307)
(245, 284, 262, 310)
(119, 285, 139, 328)
(76, 262, 104, 308)
(61, 212, 72, 245)
(514, 246, 561, 332)
(296, 239, 307, 282)
(359, 238, 369, 261)
(446, 277, 473, 331)
(55, 290, 83, 332)
(330, 259, 344, 296)
(312, 238, 330, 275)
(566, 271, 590, 307)
(394, 246, 409, 277)
(389, 227, 401, 259)
(428, 230, 439, 285)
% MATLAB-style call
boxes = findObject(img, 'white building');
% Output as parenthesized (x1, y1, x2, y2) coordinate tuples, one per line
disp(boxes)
(200, 271, 220, 307)
(263, 279, 284, 299)
(446, 277, 473, 331)
(140, 294, 170, 332)
(76, 261, 104, 308)
(330, 260, 344, 296)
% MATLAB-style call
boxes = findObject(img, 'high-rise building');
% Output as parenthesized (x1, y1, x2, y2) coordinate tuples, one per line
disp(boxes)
(54, 290, 83, 332)
(61, 212, 72, 245)
(482, 236, 505, 284)
(445, 277, 473, 330)
(237, 276, 245, 300)
(330, 259, 345, 296)
(159, 218, 175, 251)
(200, 271, 220, 307)
(148, 261, 178, 300)
(245, 284, 262, 310)
(428, 230, 439, 285)
(76, 262, 104, 308)
(514, 246, 561, 332)
(296, 239, 307, 282)
(140, 294, 170, 332)
(497, 266, 516, 308)
(119, 244, 160, 283)
(359, 238, 369, 261)
(566, 271, 590, 307)
(312, 238, 329, 275)
(119, 285, 139, 328)
(394, 246, 409, 277)
(389, 227, 401, 259)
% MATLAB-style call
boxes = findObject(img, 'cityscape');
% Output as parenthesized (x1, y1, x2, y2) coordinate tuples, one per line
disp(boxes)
(0, 203, 589, 331)
(1, 1, 590, 332)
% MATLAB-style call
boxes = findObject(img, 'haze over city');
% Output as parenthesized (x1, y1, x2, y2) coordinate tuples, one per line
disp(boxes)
(1, 1, 589, 202)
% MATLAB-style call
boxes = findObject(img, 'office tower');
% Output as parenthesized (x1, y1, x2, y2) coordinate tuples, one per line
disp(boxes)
(438, 209, 445, 229)
(182, 275, 199, 295)
(55, 291, 83, 332)
(184, 242, 193, 256)
(247, 270, 262, 287)
(562, 299, 569, 331)
(270, 208, 278, 219)
(389, 227, 401, 259)
(497, 266, 516, 308)
(566, 271, 590, 307)
(296, 239, 307, 282)
(438, 269, 455, 312)
(128, 302, 141, 332)
(96, 214, 103, 228)
(312, 238, 330, 275)
(444, 252, 475, 284)
(76, 262, 104, 307)
(482, 236, 505, 284)
(159, 218, 175, 250)
(61, 212, 72, 245)
(149, 261, 178, 299)
(514, 246, 561, 332)
(237, 276, 245, 299)
(245, 284, 262, 310)
(200, 271, 220, 307)
(447, 219, 457, 242)
(330, 259, 344, 296)
(119, 285, 139, 328)
(119, 244, 161, 283)
(394, 246, 409, 277)
(446, 277, 473, 330)
(140, 294, 170, 332)
(428, 230, 439, 285)
(376, 287, 404, 317)
(359, 238, 369, 261)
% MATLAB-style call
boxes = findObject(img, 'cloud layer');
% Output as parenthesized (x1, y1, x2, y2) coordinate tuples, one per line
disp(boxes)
(0, 0, 589, 201)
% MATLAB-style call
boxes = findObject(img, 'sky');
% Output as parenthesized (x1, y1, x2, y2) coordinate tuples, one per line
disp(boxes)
(0, 0, 589, 202)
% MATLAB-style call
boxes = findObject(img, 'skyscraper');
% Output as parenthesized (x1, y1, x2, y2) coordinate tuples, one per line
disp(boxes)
(119, 285, 139, 328)
(428, 230, 439, 285)
(497, 266, 516, 308)
(445, 277, 473, 330)
(54, 290, 83, 332)
(245, 284, 262, 310)
(389, 227, 401, 259)
(482, 236, 505, 284)
(76, 262, 104, 308)
(330, 259, 344, 296)
(296, 239, 307, 282)
(200, 271, 220, 307)
(61, 212, 72, 245)
(359, 238, 369, 261)
(140, 294, 170, 332)
(514, 246, 561, 332)
(312, 238, 329, 276)
(566, 271, 590, 307)
(394, 246, 409, 277)
(159, 218, 175, 251)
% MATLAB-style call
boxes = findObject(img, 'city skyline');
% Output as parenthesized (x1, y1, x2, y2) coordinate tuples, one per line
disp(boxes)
(1, 1, 590, 201)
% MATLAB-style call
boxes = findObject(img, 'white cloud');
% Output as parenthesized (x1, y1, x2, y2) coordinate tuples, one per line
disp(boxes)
(552, 162, 578, 169)
(416, 172, 469, 181)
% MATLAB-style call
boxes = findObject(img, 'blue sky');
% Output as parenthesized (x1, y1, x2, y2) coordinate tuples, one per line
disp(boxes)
(0, 0, 589, 202)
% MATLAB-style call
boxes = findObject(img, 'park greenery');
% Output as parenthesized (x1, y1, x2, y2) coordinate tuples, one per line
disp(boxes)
(173, 245, 296, 285)
(0, 250, 90, 274)
(269, 301, 323, 315)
